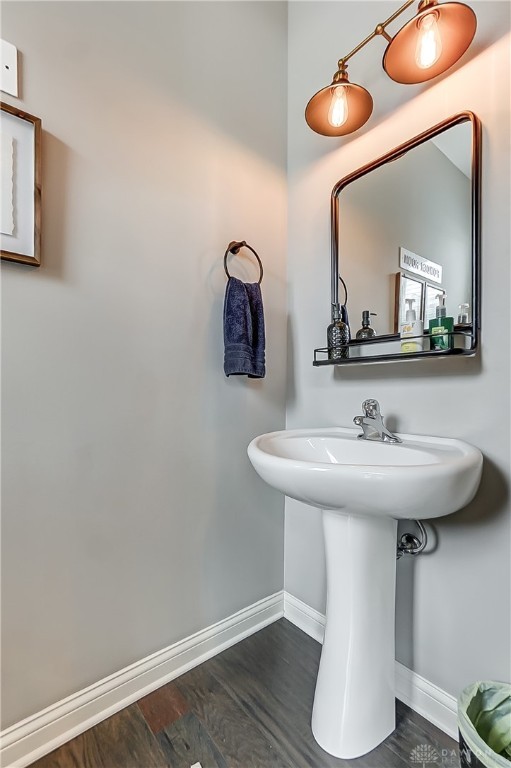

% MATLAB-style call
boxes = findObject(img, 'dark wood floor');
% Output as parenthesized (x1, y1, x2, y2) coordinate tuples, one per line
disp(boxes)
(30, 619, 459, 767)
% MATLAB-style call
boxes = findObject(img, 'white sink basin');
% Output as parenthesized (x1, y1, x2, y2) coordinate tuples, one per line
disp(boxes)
(248, 427, 482, 519)
(247, 426, 482, 760)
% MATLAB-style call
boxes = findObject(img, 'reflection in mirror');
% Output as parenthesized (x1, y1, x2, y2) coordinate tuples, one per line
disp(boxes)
(338, 120, 472, 338)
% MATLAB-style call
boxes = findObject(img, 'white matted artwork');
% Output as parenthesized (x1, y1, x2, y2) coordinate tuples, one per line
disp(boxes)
(1, 103, 41, 266)
(394, 272, 425, 332)
(1, 131, 14, 234)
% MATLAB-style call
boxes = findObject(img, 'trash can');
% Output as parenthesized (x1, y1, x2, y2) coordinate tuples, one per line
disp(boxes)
(458, 681, 511, 767)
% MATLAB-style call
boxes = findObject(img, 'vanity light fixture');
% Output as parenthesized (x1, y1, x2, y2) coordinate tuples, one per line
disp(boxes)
(305, 0, 477, 137)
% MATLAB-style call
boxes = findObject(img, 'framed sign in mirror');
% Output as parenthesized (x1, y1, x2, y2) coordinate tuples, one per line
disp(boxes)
(314, 111, 481, 366)
(1, 102, 42, 267)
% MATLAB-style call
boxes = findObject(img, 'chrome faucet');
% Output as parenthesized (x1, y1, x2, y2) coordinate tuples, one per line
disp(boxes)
(353, 399, 401, 444)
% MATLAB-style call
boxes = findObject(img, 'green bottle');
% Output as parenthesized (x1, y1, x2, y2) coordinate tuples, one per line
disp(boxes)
(429, 295, 454, 350)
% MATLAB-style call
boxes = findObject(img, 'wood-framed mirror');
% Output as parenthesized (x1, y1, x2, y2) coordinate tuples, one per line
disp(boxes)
(314, 111, 481, 366)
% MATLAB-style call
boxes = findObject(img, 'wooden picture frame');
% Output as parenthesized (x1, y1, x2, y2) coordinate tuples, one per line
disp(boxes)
(1, 102, 42, 266)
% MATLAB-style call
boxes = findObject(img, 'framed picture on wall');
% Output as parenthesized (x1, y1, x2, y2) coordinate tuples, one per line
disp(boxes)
(394, 272, 425, 332)
(1, 102, 42, 266)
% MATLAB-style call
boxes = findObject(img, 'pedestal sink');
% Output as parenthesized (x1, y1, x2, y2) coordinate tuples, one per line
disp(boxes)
(247, 426, 482, 759)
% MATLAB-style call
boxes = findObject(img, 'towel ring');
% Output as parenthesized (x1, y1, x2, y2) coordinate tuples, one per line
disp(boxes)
(224, 241, 263, 285)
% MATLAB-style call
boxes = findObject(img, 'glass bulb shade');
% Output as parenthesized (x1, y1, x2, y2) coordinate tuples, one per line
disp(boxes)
(383, 2, 476, 84)
(305, 81, 373, 137)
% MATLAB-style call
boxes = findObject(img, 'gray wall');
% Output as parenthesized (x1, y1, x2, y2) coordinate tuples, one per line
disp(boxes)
(1, 1, 288, 728)
(286, 2, 510, 699)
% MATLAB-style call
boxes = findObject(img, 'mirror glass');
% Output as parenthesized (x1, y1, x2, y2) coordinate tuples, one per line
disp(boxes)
(337, 120, 473, 340)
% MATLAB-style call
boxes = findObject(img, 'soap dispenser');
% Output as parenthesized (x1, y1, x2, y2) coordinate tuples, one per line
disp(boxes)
(356, 311, 377, 340)
(429, 295, 454, 350)
(327, 303, 350, 360)
(400, 298, 424, 353)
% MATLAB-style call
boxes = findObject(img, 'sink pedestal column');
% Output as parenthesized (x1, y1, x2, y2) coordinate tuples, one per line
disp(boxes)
(311, 510, 397, 759)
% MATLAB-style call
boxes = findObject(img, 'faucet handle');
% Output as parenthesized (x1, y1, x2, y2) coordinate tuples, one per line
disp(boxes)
(362, 399, 381, 418)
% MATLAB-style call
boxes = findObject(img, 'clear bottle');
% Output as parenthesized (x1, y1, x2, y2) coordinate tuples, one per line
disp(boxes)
(327, 304, 350, 360)
(457, 303, 471, 325)
(355, 310, 377, 340)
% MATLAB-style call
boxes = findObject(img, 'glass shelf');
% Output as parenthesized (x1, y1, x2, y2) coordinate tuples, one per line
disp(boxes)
(313, 327, 476, 366)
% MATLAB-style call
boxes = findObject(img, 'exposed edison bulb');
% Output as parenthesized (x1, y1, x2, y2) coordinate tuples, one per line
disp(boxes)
(328, 85, 348, 128)
(415, 12, 443, 69)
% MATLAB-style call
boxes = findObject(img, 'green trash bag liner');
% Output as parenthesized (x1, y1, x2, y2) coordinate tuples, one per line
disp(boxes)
(459, 682, 511, 767)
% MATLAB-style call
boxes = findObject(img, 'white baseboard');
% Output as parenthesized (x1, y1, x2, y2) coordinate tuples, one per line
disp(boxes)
(283, 591, 325, 644)
(0, 592, 284, 768)
(282, 591, 458, 740)
(1, 588, 458, 768)
(394, 661, 458, 740)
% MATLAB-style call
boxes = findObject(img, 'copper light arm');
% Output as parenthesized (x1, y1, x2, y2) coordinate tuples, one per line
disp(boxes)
(339, 0, 416, 66)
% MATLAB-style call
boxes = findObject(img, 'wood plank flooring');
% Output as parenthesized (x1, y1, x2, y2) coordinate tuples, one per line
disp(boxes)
(30, 619, 459, 767)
